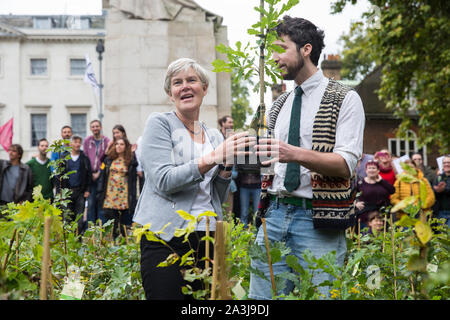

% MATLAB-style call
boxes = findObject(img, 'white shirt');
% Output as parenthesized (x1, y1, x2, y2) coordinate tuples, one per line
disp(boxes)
(266, 70, 365, 199)
(189, 133, 217, 231)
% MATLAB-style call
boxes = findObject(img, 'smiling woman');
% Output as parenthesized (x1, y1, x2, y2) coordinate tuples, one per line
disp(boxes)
(133, 57, 255, 300)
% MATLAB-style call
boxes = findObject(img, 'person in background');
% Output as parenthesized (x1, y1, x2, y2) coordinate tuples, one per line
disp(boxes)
(412, 152, 436, 185)
(433, 155, 450, 228)
(355, 160, 395, 228)
(218, 115, 237, 216)
(361, 208, 384, 235)
(97, 137, 138, 238)
(374, 150, 396, 185)
(83, 120, 110, 226)
(391, 159, 435, 221)
(57, 136, 92, 232)
(50, 125, 73, 172)
(355, 153, 374, 180)
(218, 115, 234, 138)
(236, 163, 261, 228)
(135, 135, 145, 194)
(0, 144, 33, 205)
(26, 138, 53, 201)
(105, 124, 138, 154)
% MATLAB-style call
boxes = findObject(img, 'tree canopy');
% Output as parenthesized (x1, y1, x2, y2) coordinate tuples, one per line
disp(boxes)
(332, 0, 450, 153)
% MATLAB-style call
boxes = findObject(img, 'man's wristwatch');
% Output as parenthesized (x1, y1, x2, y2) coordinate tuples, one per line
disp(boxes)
(218, 164, 233, 171)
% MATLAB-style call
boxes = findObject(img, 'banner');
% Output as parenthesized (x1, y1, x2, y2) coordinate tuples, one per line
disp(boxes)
(0, 117, 13, 152)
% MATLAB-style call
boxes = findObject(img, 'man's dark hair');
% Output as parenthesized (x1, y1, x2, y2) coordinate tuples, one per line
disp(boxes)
(9, 144, 23, 160)
(38, 138, 48, 145)
(72, 135, 83, 142)
(218, 115, 232, 128)
(61, 125, 72, 132)
(90, 119, 102, 127)
(275, 16, 325, 66)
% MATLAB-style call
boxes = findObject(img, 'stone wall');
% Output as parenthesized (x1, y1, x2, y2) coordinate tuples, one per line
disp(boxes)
(103, 3, 231, 142)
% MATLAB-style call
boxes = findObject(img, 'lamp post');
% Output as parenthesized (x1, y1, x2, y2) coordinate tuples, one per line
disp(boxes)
(96, 39, 104, 123)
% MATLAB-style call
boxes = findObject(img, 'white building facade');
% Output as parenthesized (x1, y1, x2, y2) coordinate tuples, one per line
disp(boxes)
(0, 15, 105, 161)
(0, 0, 232, 161)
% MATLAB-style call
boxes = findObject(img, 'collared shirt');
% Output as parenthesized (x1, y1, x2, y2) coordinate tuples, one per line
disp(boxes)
(266, 70, 365, 199)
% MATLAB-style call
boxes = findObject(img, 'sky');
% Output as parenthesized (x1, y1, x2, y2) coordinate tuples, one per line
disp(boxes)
(0, 0, 371, 120)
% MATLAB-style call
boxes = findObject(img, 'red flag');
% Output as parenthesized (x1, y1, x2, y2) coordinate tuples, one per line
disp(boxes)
(0, 117, 13, 152)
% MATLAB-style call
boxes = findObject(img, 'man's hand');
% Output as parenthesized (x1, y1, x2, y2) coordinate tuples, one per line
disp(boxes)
(254, 138, 351, 179)
(92, 171, 100, 181)
(433, 181, 446, 193)
(254, 138, 297, 166)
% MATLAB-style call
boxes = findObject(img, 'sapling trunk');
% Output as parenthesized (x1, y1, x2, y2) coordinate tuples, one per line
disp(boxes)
(40, 216, 52, 300)
(205, 217, 210, 292)
(389, 214, 398, 300)
(262, 218, 277, 296)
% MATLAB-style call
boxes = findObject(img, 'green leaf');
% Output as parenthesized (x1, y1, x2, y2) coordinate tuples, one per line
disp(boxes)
(176, 210, 195, 221)
(414, 220, 432, 245)
(391, 195, 418, 213)
(180, 249, 195, 266)
(396, 214, 418, 227)
(407, 254, 427, 272)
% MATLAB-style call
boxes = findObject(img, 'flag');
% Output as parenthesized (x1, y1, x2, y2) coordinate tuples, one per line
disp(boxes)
(0, 117, 13, 152)
(84, 54, 100, 97)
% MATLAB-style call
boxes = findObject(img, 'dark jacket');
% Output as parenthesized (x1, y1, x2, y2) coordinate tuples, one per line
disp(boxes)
(433, 172, 450, 211)
(96, 155, 138, 214)
(0, 160, 33, 203)
(57, 151, 92, 193)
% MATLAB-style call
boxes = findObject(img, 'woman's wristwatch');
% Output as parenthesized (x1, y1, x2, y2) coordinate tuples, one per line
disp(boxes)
(218, 164, 233, 171)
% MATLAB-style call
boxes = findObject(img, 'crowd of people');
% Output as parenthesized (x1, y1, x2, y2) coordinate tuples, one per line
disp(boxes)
(353, 150, 450, 234)
(0, 120, 144, 239)
(0, 15, 449, 301)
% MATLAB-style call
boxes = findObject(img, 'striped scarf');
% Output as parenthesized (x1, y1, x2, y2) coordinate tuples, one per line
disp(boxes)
(268, 79, 356, 230)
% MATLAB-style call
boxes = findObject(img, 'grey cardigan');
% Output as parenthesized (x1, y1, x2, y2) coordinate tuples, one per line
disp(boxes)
(133, 111, 231, 241)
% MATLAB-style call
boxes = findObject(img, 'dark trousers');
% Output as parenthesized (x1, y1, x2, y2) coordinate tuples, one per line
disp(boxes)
(140, 231, 213, 300)
(66, 187, 86, 232)
(103, 208, 129, 238)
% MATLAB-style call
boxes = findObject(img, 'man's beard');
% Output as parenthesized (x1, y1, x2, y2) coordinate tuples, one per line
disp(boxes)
(281, 55, 304, 80)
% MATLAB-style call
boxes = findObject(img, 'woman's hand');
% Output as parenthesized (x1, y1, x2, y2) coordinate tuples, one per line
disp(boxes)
(355, 201, 365, 211)
(211, 131, 257, 165)
(198, 131, 256, 175)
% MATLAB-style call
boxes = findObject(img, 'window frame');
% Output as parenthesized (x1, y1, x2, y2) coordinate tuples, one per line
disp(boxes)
(388, 130, 428, 165)
(29, 57, 50, 78)
(68, 57, 86, 78)
(30, 113, 47, 147)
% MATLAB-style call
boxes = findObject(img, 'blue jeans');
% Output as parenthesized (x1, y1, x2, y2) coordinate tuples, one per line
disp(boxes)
(87, 178, 105, 225)
(249, 200, 347, 300)
(437, 210, 450, 228)
(239, 187, 261, 227)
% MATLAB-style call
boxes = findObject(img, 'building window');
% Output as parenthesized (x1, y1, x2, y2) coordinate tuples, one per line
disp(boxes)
(31, 114, 47, 147)
(30, 58, 47, 76)
(33, 17, 52, 29)
(71, 114, 87, 139)
(70, 59, 86, 76)
(388, 130, 428, 165)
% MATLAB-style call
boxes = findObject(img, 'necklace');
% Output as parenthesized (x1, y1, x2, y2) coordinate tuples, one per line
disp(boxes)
(174, 112, 204, 141)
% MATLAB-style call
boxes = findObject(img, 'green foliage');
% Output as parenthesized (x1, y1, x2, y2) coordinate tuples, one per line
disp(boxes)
(213, 0, 300, 92)
(332, 0, 450, 153)
(231, 68, 254, 129)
